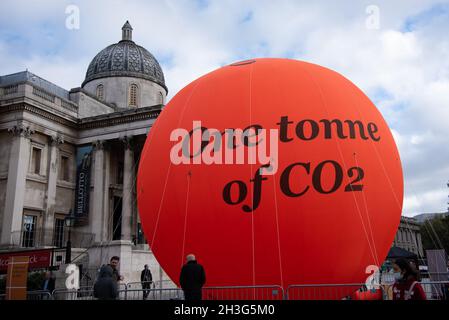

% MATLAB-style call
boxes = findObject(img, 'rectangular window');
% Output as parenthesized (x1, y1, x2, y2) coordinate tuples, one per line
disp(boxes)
(22, 215, 37, 247)
(137, 222, 146, 244)
(31, 147, 42, 174)
(60, 155, 70, 181)
(117, 162, 124, 184)
(53, 218, 65, 248)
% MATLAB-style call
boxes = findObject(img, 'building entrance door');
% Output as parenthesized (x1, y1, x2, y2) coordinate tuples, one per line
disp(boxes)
(112, 197, 122, 240)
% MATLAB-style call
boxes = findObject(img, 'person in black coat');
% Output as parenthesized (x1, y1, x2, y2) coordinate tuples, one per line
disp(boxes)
(42, 271, 56, 294)
(141, 264, 153, 300)
(94, 265, 118, 300)
(179, 254, 206, 301)
(108, 256, 124, 283)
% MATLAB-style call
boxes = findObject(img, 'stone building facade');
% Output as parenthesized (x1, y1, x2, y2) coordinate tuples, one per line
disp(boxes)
(393, 216, 424, 257)
(0, 22, 173, 285)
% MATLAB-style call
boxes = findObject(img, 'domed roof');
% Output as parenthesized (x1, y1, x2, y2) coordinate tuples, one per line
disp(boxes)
(82, 21, 167, 92)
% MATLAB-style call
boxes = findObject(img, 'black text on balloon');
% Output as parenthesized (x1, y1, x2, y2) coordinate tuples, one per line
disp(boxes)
(223, 161, 365, 212)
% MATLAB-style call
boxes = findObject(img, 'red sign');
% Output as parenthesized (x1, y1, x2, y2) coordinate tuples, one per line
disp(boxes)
(0, 249, 52, 272)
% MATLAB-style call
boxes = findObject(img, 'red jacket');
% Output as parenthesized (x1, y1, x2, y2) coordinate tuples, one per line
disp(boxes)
(392, 277, 426, 300)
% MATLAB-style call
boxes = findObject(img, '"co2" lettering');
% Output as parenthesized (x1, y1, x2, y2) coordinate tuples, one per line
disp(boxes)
(223, 160, 365, 212)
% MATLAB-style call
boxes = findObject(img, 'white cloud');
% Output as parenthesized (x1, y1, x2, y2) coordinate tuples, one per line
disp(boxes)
(403, 188, 448, 216)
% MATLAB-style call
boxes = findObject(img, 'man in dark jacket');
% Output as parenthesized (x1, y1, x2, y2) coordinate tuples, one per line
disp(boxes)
(141, 264, 153, 300)
(179, 254, 206, 301)
(42, 271, 56, 294)
(108, 256, 124, 283)
(94, 265, 118, 300)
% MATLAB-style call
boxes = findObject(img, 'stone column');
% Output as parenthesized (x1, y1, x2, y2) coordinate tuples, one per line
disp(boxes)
(1, 124, 34, 246)
(121, 136, 134, 242)
(101, 147, 110, 242)
(43, 134, 64, 246)
(90, 140, 105, 243)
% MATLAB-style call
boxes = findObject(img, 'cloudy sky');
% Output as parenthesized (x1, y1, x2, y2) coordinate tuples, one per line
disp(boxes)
(1, 0, 448, 216)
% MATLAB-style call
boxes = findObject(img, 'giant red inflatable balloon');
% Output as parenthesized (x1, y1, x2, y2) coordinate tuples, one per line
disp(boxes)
(137, 58, 403, 299)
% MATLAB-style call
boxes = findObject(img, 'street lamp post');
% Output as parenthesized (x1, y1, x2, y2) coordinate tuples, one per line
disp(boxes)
(65, 210, 76, 264)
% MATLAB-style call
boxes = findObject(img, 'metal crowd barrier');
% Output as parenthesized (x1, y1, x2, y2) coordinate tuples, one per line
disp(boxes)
(153, 280, 178, 289)
(0, 290, 53, 300)
(382, 280, 449, 300)
(286, 283, 373, 300)
(52, 288, 94, 300)
(121, 281, 155, 300)
(287, 281, 449, 300)
(124, 280, 176, 290)
(125, 281, 155, 290)
(118, 288, 184, 300)
(27, 290, 53, 300)
(2, 281, 447, 300)
(420, 280, 449, 300)
(202, 285, 284, 300)
(118, 283, 127, 291)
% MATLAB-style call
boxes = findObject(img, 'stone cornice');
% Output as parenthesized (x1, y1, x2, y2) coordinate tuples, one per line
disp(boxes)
(1, 103, 78, 128)
(78, 106, 161, 129)
(1, 102, 162, 130)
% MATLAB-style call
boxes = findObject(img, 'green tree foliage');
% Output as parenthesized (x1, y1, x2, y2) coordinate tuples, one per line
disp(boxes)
(420, 215, 449, 254)
(27, 271, 45, 291)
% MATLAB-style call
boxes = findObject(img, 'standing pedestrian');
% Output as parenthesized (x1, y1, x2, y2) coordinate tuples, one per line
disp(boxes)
(108, 256, 124, 283)
(392, 258, 426, 300)
(41, 271, 56, 296)
(141, 264, 153, 300)
(179, 254, 206, 301)
(94, 265, 118, 300)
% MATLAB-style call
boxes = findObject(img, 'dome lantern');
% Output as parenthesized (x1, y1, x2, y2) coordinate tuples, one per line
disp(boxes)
(122, 20, 133, 41)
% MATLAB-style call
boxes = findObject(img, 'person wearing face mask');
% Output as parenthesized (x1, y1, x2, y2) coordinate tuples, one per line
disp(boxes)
(392, 258, 426, 300)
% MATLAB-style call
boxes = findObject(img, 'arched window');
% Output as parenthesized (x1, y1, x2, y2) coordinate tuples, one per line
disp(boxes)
(129, 84, 138, 107)
(158, 92, 164, 105)
(96, 84, 104, 101)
